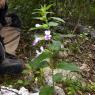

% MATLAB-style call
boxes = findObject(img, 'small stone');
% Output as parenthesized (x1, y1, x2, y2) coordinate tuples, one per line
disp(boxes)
(30, 92, 39, 95)
(80, 64, 90, 72)
(19, 87, 29, 95)
(55, 86, 65, 95)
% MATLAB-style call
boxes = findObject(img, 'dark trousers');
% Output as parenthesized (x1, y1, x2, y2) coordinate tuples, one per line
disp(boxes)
(0, 3, 8, 26)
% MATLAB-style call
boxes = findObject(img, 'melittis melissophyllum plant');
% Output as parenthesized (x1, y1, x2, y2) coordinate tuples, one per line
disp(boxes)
(29, 5, 80, 95)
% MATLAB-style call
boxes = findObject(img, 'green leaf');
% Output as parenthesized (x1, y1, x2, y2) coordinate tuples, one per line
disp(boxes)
(29, 27, 37, 31)
(39, 86, 54, 95)
(33, 17, 43, 20)
(49, 40, 61, 51)
(32, 12, 39, 14)
(45, 4, 53, 10)
(24, 80, 30, 85)
(48, 21, 59, 27)
(30, 50, 52, 69)
(33, 17, 47, 21)
(51, 17, 65, 23)
(67, 87, 76, 95)
(57, 61, 80, 72)
(29, 24, 49, 31)
(53, 73, 63, 82)
(17, 80, 23, 84)
(41, 24, 49, 29)
(53, 33, 62, 40)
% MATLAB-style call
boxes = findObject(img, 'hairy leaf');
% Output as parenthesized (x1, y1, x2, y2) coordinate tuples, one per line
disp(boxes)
(49, 40, 61, 51)
(57, 62, 80, 72)
(30, 50, 52, 69)
(48, 21, 59, 27)
(51, 17, 65, 23)
(40, 86, 54, 95)
(53, 73, 63, 82)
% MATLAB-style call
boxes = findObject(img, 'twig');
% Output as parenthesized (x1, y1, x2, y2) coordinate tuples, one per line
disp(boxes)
(72, 14, 81, 33)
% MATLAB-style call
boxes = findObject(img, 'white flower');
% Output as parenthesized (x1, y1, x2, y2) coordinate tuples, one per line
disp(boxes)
(40, 46, 44, 52)
(36, 50, 41, 57)
(45, 30, 51, 35)
(36, 46, 44, 57)
(35, 24, 41, 28)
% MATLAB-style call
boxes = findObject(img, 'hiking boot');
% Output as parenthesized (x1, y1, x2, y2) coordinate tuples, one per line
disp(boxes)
(0, 58, 24, 75)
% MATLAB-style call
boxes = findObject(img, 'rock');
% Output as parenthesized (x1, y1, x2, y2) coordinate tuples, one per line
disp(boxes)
(83, 26, 95, 39)
(30, 92, 39, 95)
(80, 64, 90, 72)
(0, 85, 65, 95)
(54, 86, 65, 95)
(58, 51, 68, 59)
(43, 67, 82, 86)
(0, 86, 39, 95)
(43, 67, 53, 86)
(54, 68, 82, 80)
(1, 86, 19, 95)
(19, 87, 29, 95)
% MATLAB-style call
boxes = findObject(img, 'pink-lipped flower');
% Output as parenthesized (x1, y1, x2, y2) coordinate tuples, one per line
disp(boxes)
(32, 36, 41, 46)
(44, 30, 52, 40)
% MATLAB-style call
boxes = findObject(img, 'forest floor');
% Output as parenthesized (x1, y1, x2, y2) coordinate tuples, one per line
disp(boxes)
(17, 32, 95, 94)
(0, 28, 95, 95)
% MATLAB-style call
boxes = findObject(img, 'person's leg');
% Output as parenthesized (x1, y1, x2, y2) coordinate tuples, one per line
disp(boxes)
(0, 27, 24, 75)
(0, 14, 7, 26)
(0, 27, 20, 55)
(0, 41, 5, 63)
(0, 3, 8, 26)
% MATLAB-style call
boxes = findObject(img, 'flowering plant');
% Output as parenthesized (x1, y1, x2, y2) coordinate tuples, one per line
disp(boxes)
(29, 5, 80, 95)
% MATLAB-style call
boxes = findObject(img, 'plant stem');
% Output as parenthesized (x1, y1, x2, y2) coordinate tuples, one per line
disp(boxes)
(50, 58, 55, 94)
(51, 67, 55, 88)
